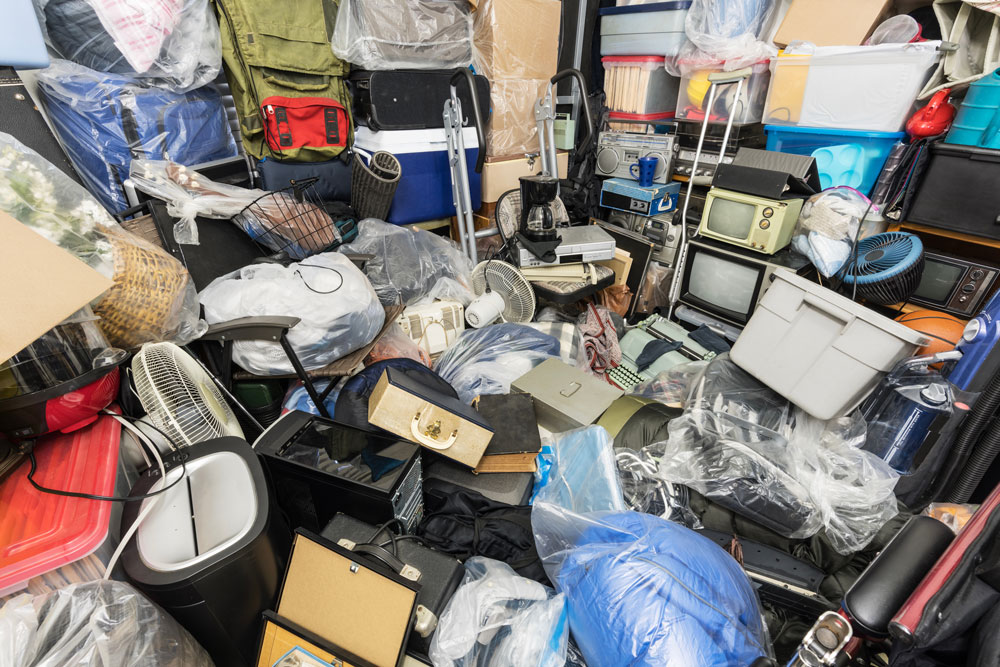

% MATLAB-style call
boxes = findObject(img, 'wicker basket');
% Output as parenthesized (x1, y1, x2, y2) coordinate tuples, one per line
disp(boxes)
(94, 236, 191, 350)
(352, 151, 401, 221)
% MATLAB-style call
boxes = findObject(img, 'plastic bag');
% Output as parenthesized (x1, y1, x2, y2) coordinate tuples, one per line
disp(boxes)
(628, 361, 710, 406)
(616, 447, 701, 525)
(282, 378, 344, 417)
(429, 557, 568, 667)
(635, 262, 673, 315)
(364, 322, 431, 367)
(650, 355, 900, 554)
(924, 502, 978, 533)
(34, 0, 221, 92)
(129, 159, 337, 253)
(0, 580, 212, 667)
(531, 426, 626, 513)
(339, 219, 475, 307)
(668, 0, 777, 78)
(791, 187, 886, 277)
(433, 324, 561, 404)
(0, 132, 203, 349)
(531, 504, 772, 667)
(331, 0, 473, 70)
(199, 252, 385, 375)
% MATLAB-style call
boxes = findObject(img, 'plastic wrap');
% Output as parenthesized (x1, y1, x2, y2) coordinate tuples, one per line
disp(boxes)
(616, 447, 700, 525)
(199, 252, 385, 376)
(668, 0, 777, 78)
(635, 262, 674, 315)
(35, 0, 221, 92)
(628, 361, 710, 406)
(339, 219, 475, 307)
(429, 557, 568, 667)
(924, 503, 978, 533)
(531, 426, 626, 513)
(792, 187, 886, 278)
(0, 580, 213, 667)
(472, 0, 561, 81)
(651, 355, 900, 554)
(530, 504, 771, 666)
(485, 78, 548, 158)
(433, 324, 561, 404)
(364, 322, 431, 367)
(331, 0, 473, 70)
(0, 133, 203, 349)
(36, 62, 237, 215)
(129, 159, 335, 252)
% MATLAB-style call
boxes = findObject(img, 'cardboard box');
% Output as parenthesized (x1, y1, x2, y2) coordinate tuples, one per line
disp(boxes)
(482, 151, 569, 202)
(473, 0, 561, 80)
(773, 0, 892, 48)
(487, 78, 548, 158)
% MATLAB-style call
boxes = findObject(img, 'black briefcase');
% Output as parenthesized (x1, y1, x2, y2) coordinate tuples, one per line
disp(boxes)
(349, 69, 490, 130)
(321, 513, 465, 661)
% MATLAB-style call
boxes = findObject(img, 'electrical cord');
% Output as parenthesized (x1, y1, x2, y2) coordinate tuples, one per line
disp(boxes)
(294, 263, 344, 294)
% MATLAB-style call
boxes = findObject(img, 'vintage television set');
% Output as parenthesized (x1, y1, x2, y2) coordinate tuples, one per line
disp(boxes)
(678, 236, 809, 327)
(696, 187, 805, 255)
(909, 251, 1000, 317)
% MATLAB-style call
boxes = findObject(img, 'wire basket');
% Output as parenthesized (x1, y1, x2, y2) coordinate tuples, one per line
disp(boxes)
(232, 178, 341, 260)
(352, 151, 401, 221)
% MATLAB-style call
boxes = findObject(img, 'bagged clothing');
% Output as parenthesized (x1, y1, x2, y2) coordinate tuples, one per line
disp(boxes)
(199, 252, 384, 375)
(0, 580, 212, 667)
(36, 0, 221, 92)
(36, 60, 236, 215)
(339, 219, 475, 307)
(531, 504, 772, 667)
(531, 426, 627, 514)
(434, 324, 561, 404)
(418, 478, 547, 583)
(331, 0, 473, 71)
(0, 132, 202, 349)
(429, 557, 568, 667)
(212, 0, 353, 161)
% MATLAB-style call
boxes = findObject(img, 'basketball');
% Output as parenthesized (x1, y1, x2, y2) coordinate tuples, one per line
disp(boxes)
(895, 310, 967, 364)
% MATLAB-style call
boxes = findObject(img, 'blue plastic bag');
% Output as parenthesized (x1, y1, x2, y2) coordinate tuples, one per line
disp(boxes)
(531, 426, 626, 514)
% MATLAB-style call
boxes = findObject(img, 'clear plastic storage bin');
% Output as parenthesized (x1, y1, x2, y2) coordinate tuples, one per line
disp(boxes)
(675, 60, 771, 124)
(599, 1, 691, 57)
(731, 269, 929, 420)
(603, 56, 679, 119)
(763, 42, 942, 132)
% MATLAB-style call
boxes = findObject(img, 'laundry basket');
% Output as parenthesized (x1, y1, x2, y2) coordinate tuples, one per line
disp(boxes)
(352, 151, 402, 221)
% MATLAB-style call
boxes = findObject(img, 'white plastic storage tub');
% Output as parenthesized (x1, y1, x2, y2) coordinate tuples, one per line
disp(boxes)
(354, 126, 481, 225)
(730, 269, 929, 420)
(599, 1, 691, 57)
(763, 42, 941, 132)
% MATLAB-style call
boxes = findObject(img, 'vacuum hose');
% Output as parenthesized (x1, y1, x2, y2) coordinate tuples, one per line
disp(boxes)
(945, 371, 1000, 503)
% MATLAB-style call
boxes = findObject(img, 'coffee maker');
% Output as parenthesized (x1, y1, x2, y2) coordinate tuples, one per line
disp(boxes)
(518, 175, 559, 242)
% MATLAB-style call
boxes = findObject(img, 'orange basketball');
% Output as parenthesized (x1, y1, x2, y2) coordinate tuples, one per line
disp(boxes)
(895, 310, 967, 364)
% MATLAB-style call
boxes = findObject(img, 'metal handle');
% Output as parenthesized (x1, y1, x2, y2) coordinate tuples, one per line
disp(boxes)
(410, 412, 458, 450)
(550, 68, 594, 148)
(450, 68, 485, 173)
(707, 67, 753, 84)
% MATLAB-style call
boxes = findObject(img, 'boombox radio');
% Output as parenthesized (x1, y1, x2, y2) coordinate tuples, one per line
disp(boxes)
(595, 131, 674, 184)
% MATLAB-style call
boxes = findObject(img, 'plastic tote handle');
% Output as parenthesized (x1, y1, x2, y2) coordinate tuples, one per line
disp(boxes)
(802, 293, 857, 333)
(410, 411, 458, 450)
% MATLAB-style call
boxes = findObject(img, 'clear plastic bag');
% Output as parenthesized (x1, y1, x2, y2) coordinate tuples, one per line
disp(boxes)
(429, 557, 568, 667)
(635, 262, 673, 315)
(331, 0, 473, 70)
(484, 78, 549, 159)
(433, 324, 561, 404)
(34, 0, 221, 92)
(364, 322, 431, 367)
(531, 426, 626, 514)
(199, 252, 385, 375)
(530, 503, 772, 667)
(650, 355, 900, 554)
(628, 360, 710, 406)
(791, 187, 886, 278)
(129, 159, 334, 252)
(616, 447, 701, 525)
(339, 218, 475, 307)
(0, 580, 213, 667)
(668, 0, 778, 78)
(0, 132, 203, 350)
(472, 0, 561, 81)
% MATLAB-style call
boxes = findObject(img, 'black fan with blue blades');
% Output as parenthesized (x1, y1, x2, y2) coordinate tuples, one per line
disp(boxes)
(839, 232, 924, 306)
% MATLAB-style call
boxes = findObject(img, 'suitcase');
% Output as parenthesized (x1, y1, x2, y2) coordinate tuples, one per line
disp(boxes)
(321, 513, 465, 660)
(350, 69, 491, 130)
(0, 68, 79, 184)
(36, 63, 237, 214)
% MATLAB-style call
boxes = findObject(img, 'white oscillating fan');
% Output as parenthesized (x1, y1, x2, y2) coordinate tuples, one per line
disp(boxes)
(466, 260, 536, 328)
(131, 342, 244, 448)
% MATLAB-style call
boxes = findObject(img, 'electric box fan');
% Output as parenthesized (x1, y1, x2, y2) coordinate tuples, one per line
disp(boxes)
(839, 232, 925, 306)
(396, 300, 466, 356)
(466, 260, 536, 327)
(131, 342, 244, 448)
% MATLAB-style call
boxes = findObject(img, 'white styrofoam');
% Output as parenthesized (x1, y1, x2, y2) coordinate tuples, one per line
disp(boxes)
(730, 269, 929, 420)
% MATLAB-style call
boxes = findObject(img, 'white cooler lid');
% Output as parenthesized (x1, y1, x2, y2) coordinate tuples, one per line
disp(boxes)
(354, 126, 480, 153)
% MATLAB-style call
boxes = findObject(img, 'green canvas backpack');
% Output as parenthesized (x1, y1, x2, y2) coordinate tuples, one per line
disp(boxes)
(213, 0, 353, 162)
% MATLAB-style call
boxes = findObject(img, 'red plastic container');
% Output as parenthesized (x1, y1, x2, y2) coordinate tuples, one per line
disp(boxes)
(0, 413, 120, 596)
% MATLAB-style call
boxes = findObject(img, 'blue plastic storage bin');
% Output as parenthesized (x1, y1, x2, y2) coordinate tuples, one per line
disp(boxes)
(353, 126, 481, 225)
(946, 68, 1000, 148)
(765, 125, 904, 195)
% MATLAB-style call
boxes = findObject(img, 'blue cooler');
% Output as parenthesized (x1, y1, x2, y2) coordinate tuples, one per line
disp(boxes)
(765, 125, 904, 195)
(354, 126, 481, 225)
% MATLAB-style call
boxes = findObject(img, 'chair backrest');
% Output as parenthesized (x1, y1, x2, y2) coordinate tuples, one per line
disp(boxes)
(493, 188, 571, 242)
